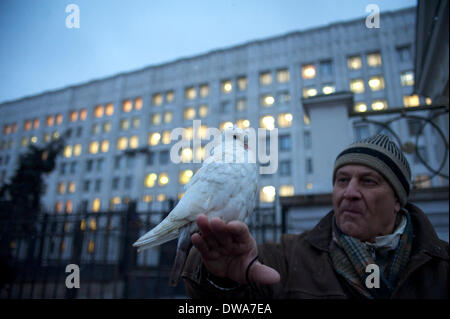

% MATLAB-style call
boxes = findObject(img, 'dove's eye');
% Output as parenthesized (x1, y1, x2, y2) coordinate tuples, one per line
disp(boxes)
(233, 135, 237, 140)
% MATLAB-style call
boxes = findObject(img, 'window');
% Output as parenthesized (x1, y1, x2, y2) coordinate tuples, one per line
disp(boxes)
(162, 131, 171, 144)
(279, 160, 291, 176)
(347, 56, 362, 70)
(350, 79, 365, 93)
(183, 127, 194, 140)
(367, 52, 382, 67)
(92, 123, 101, 134)
(129, 136, 139, 149)
(219, 122, 233, 132)
(306, 158, 313, 174)
(117, 137, 128, 150)
(92, 198, 101, 212)
(179, 170, 193, 185)
(145, 173, 157, 188)
(64, 145, 72, 158)
(276, 69, 290, 83)
(400, 71, 414, 87)
(259, 72, 272, 86)
(260, 186, 276, 203)
(153, 93, 163, 106)
(132, 117, 140, 128)
(112, 177, 119, 190)
(159, 150, 169, 165)
(397, 46, 411, 62)
(198, 105, 209, 117)
(24, 120, 32, 131)
(279, 185, 294, 197)
(260, 94, 275, 107)
(260, 116, 275, 130)
(371, 100, 388, 111)
(236, 99, 247, 112)
(184, 107, 196, 120)
(74, 144, 82, 156)
(180, 148, 193, 163)
(302, 64, 316, 79)
(279, 135, 291, 152)
(79, 109, 87, 121)
(96, 158, 104, 172)
(197, 125, 208, 139)
(46, 116, 54, 127)
(304, 131, 312, 149)
(199, 84, 209, 97)
(158, 173, 169, 186)
(83, 180, 90, 192)
(196, 147, 205, 161)
(354, 102, 368, 113)
(65, 200, 73, 214)
(277, 92, 291, 104)
(220, 101, 231, 113)
(322, 84, 335, 95)
(148, 132, 161, 146)
(94, 106, 104, 118)
(122, 100, 132, 112)
(185, 87, 197, 100)
(303, 87, 317, 98)
(236, 119, 250, 129)
(105, 103, 114, 116)
(157, 194, 166, 202)
(86, 159, 93, 172)
(278, 113, 293, 128)
(58, 182, 66, 194)
(166, 91, 174, 103)
(163, 112, 173, 123)
(124, 176, 132, 189)
(146, 152, 155, 166)
(237, 76, 247, 91)
(89, 141, 99, 154)
(303, 114, 310, 125)
(368, 76, 385, 91)
(151, 113, 161, 125)
(319, 60, 333, 77)
(134, 98, 143, 110)
(221, 80, 232, 93)
(403, 95, 420, 107)
(68, 181, 76, 193)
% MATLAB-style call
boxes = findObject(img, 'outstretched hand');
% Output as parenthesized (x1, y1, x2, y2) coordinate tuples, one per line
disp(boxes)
(191, 214, 280, 285)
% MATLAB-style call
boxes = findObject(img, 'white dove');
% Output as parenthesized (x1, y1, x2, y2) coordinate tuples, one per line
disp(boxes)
(133, 126, 258, 286)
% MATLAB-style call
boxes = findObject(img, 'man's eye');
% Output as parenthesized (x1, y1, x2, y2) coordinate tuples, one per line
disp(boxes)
(362, 178, 377, 185)
(337, 178, 349, 183)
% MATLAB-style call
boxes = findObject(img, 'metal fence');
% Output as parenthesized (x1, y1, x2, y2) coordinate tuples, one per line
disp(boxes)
(0, 200, 279, 299)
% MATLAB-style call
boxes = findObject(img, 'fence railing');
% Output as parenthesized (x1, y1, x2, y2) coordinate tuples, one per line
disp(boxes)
(0, 200, 279, 299)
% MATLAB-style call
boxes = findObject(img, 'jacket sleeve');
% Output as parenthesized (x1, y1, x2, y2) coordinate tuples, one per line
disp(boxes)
(181, 235, 296, 299)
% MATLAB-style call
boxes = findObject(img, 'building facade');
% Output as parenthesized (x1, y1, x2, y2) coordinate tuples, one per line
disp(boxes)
(0, 7, 447, 220)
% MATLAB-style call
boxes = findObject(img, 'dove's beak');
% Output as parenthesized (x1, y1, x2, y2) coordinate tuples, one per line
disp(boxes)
(244, 143, 249, 150)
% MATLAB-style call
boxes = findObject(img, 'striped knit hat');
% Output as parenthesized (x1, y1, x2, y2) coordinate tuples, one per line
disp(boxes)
(333, 134, 412, 206)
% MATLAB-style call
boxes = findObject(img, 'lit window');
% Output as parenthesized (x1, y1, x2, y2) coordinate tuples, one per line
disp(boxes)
(260, 116, 275, 130)
(350, 79, 365, 93)
(196, 147, 205, 161)
(70, 111, 78, 122)
(120, 119, 130, 131)
(56, 114, 63, 125)
(53, 131, 60, 139)
(197, 125, 208, 139)
(200, 84, 209, 97)
(303, 87, 317, 98)
(322, 84, 335, 95)
(105, 103, 114, 116)
(74, 144, 82, 156)
(185, 87, 196, 100)
(89, 141, 99, 154)
(279, 185, 294, 197)
(221, 80, 232, 93)
(148, 132, 161, 146)
(64, 145, 72, 158)
(278, 113, 293, 128)
(303, 114, 310, 125)
(403, 95, 420, 107)
(368, 76, 385, 91)
(122, 100, 132, 113)
(68, 181, 76, 193)
(164, 111, 173, 123)
(180, 148, 193, 163)
(55, 201, 63, 213)
(46, 116, 54, 127)
(145, 173, 157, 188)
(220, 121, 234, 131)
(24, 120, 32, 131)
(142, 195, 152, 203)
(178, 193, 185, 200)
(371, 100, 388, 111)
(236, 119, 250, 129)
(400, 71, 414, 87)
(92, 198, 101, 212)
(260, 186, 276, 203)
(261, 94, 275, 107)
(166, 91, 174, 103)
(117, 137, 128, 150)
(132, 117, 140, 128)
(79, 109, 87, 121)
(134, 98, 143, 110)
(159, 173, 169, 186)
(425, 97, 432, 105)
(184, 107, 196, 120)
(89, 219, 97, 230)
(306, 182, 313, 190)
(183, 127, 193, 140)
(277, 69, 290, 83)
(33, 118, 40, 129)
(129, 136, 139, 149)
(66, 200, 73, 214)
(236, 99, 246, 112)
(302, 65, 316, 79)
(3, 125, 11, 135)
(347, 56, 362, 70)
(101, 140, 109, 153)
(94, 106, 104, 118)
(30, 136, 37, 144)
(151, 113, 161, 125)
(157, 194, 166, 202)
(58, 182, 66, 194)
(179, 170, 193, 185)
(237, 76, 247, 91)
(354, 102, 368, 113)
(367, 52, 382, 67)
(162, 131, 171, 144)
(259, 72, 272, 86)
(198, 105, 209, 118)
(153, 93, 163, 106)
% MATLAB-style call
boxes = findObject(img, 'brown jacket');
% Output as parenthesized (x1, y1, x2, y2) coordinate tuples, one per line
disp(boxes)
(182, 203, 449, 299)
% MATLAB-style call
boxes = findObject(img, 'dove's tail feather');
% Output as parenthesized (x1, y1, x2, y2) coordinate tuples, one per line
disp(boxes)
(134, 230, 179, 252)
(169, 223, 193, 287)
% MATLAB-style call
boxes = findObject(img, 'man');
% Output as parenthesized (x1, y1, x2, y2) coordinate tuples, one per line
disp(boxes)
(182, 134, 449, 298)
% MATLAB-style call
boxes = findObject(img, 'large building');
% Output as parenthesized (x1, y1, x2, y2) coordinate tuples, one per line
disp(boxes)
(0, 7, 447, 227)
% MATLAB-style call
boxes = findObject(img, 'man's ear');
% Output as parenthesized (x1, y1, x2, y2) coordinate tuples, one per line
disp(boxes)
(394, 198, 401, 214)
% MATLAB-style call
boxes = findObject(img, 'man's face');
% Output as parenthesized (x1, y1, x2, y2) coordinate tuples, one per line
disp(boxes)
(332, 164, 400, 242)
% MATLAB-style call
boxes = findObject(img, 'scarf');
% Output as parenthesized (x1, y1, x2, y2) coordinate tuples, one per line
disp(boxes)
(329, 210, 413, 299)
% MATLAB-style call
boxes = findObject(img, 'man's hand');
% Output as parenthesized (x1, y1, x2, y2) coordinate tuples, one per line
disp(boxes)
(191, 214, 280, 285)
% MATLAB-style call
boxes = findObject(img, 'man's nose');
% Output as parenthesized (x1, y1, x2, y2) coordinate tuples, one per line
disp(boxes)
(343, 178, 361, 199)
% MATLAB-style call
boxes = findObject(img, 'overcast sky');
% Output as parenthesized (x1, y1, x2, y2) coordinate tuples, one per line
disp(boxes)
(0, 0, 416, 104)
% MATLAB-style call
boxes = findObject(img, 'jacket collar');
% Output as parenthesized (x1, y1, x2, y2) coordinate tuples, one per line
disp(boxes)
(305, 203, 448, 260)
